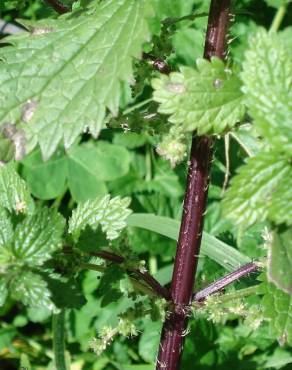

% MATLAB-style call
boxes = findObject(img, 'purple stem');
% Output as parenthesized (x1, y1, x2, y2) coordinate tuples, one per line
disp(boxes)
(156, 1, 232, 369)
(192, 262, 260, 302)
(44, 0, 70, 14)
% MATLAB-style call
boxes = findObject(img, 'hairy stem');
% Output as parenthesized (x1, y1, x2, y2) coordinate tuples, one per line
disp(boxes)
(89, 250, 170, 300)
(52, 310, 67, 370)
(192, 262, 260, 302)
(156, 1, 232, 369)
(44, 0, 70, 14)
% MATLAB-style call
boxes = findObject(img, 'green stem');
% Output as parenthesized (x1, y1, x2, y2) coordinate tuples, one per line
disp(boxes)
(149, 255, 158, 275)
(122, 98, 152, 115)
(52, 310, 67, 370)
(270, 5, 287, 32)
(217, 285, 260, 303)
(51, 188, 67, 210)
(145, 145, 152, 182)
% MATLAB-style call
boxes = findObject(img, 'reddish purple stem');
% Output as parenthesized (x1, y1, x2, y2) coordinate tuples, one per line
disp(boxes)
(156, 1, 232, 369)
(90, 250, 170, 300)
(44, 0, 70, 14)
(192, 262, 260, 302)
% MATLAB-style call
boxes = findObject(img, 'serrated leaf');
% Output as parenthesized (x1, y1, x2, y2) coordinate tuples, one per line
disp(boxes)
(223, 151, 292, 228)
(11, 207, 65, 265)
(0, 162, 33, 214)
(69, 195, 132, 240)
(241, 29, 292, 155)
(268, 228, 292, 295)
(152, 57, 245, 135)
(260, 278, 292, 346)
(0, 0, 151, 159)
(10, 271, 54, 308)
(0, 208, 13, 247)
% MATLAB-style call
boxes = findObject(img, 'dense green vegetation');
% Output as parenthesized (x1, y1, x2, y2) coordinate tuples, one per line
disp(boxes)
(0, 0, 291, 369)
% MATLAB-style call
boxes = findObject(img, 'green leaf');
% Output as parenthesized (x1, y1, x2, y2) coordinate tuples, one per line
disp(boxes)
(223, 151, 292, 228)
(0, 162, 33, 214)
(230, 124, 263, 157)
(138, 320, 161, 363)
(22, 148, 68, 200)
(69, 195, 132, 240)
(265, 0, 291, 8)
(267, 177, 292, 226)
(0, 280, 8, 307)
(268, 228, 292, 295)
(46, 277, 86, 309)
(20, 354, 32, 370)
(152, 57, 244, 135)
(67, 141, 130, 202)
(241, 29, 292, 155)
(127, 213, 250, 271)
(0, 208, 13, 247)
(113, 132, 149, 149)
(0, 0, 151, 159)
(0, 0, 26, 10)
(260, 278, 292, 346)
(11, 207, 65, 265)
(22, 142, 130, 201)
(10, 271, 54, 308)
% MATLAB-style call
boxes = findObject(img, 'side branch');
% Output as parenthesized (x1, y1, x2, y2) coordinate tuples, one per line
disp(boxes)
(89, 250, 170, 300)
(192, 262, 260, 302)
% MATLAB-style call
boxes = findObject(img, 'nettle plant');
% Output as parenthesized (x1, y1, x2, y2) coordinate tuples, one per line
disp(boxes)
(0, 0, 291, 369)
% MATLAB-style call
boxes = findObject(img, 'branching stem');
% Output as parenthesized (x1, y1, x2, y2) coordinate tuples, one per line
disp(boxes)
(81, 262, 158, 298)
(89, 250, 170, 300)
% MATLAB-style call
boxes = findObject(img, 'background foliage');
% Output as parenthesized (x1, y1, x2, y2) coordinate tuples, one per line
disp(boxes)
(0, 0, 291, 369)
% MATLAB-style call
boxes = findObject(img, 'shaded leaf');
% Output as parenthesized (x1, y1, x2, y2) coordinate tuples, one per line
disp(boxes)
(22, 148, 68, 200)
